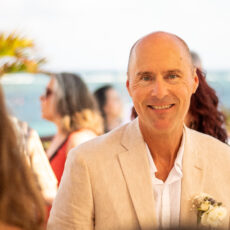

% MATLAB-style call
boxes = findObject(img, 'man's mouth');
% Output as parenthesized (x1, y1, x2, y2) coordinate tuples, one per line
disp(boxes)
(148, 104, 174, 110)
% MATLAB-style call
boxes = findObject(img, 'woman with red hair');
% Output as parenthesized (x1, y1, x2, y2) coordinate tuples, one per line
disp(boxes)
(186, 68, 227, 143)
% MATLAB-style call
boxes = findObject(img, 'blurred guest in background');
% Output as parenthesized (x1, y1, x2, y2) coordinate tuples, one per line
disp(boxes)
(94, 84, 123, 133)
(0, 85, 45, 230)
(131, 51, 228, 143)
(186, 51, 228, 143)
(11, 117, 57, 205)
(40, 72, 103, 185)
(190, 51, 202, 70)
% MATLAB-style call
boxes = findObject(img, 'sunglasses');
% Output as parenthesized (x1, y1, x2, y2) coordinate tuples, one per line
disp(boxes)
(44, 88, 53, 98)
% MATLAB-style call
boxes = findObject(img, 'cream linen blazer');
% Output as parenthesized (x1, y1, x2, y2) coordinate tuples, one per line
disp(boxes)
(47, 119, 230, 230)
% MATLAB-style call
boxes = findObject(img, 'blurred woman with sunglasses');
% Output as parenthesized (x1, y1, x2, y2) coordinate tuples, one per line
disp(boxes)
(40, 73, 103, 185)
(0, 85, 45, 230)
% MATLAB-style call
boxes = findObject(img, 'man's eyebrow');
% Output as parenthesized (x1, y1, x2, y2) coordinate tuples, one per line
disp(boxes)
(163, 69, 183, 74)
(136, 70, 183, 77)
(136, 71, 154, 76)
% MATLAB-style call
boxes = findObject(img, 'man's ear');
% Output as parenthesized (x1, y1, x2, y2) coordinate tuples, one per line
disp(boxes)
(126, 73, 132, 97)
(192, 69, 199, 94)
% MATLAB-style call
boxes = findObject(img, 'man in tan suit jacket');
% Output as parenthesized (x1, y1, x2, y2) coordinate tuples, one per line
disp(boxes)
(48, 32, 230, 229)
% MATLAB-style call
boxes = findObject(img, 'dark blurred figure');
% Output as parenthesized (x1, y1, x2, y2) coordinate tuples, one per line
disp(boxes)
(131, 51, 228, 143)
(0, 85, 45, 230)
(94, 85, 123, 133)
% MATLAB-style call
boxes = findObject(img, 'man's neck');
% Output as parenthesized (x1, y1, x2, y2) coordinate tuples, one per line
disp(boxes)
(139, 123, 183, 182)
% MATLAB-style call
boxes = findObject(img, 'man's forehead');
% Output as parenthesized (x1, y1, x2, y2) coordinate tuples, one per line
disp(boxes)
(137, 32, 189, 56)
(128, 32, 192, 72)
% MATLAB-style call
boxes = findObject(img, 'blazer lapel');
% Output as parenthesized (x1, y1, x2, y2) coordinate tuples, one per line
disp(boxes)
(180, 127, 206, 227)
(118, 119, 157, 230)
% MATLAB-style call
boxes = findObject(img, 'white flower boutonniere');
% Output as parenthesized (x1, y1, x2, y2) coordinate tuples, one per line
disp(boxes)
(193, 193, 227, 228)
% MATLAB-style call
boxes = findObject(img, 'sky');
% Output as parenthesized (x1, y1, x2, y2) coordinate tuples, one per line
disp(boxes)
(1, 0, 230, 72)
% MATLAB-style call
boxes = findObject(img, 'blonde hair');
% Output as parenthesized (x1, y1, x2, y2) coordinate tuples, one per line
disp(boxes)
(61, 109, 104, 135)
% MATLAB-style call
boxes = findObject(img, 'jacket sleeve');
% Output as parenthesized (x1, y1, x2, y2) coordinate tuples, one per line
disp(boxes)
(47, 148, 94, 230)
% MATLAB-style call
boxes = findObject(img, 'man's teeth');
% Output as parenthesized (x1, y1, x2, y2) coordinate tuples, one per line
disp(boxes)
(151, 104, 172, 110)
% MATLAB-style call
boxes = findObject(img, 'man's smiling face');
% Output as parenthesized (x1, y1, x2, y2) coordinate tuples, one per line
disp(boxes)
(127, 32, 199, 134)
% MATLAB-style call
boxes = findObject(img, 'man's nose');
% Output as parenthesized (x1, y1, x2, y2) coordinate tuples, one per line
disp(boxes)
(151, 79, 168, 99)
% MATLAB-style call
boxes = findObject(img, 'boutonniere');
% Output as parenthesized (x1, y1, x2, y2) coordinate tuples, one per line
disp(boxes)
(193, 193, 227, 228)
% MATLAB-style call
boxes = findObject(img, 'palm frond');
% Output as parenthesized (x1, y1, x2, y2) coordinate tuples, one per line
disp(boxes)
(0, 32, 46, 76)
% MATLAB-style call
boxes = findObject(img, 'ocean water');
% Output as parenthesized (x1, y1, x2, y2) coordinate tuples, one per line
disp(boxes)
(1, 71, 230, 137)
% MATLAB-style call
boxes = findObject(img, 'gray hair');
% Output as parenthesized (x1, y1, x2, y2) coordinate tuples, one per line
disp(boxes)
(190, 51, 202, 69)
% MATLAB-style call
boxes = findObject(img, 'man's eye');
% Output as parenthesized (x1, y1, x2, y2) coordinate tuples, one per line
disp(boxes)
(167, 74, 178, 79)
(142, 76, 151, 81)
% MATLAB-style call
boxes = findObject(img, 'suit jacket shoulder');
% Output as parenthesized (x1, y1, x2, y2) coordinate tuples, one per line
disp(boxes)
(67, 122, 132, 165)
(48, 119, 148, 230)
(186, 127, 230, 166)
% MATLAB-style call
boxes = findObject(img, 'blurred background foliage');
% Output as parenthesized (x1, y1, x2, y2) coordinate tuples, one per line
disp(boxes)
(0, 32, 46, 76)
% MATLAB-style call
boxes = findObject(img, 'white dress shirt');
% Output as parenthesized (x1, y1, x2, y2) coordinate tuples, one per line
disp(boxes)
(146, 130, 185, 229)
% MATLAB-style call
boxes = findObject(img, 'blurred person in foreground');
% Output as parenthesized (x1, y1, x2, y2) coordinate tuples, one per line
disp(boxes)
(131, 51, 228, 143)
(48, 32, 230, 230)
(10, 117, 58, 221)
(11, 117, 58, 204)
(94, 85, 123, 133)
(0, 85, 45, 230)
(40, 72, 103, 185)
